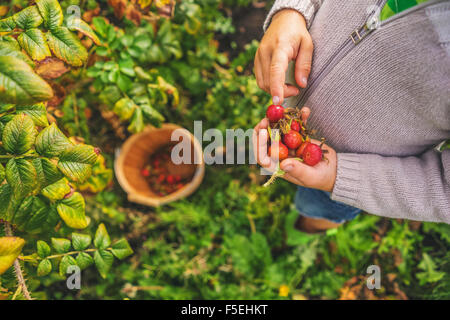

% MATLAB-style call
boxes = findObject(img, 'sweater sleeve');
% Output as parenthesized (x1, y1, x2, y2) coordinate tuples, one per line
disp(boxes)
(331, 149, 450, 223)
(263, 0, 324, 30)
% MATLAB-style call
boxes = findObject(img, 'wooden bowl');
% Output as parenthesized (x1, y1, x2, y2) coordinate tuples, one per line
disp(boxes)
(114, 124, 205, 207)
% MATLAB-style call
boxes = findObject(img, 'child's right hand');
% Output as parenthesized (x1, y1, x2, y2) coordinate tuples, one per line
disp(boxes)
(254, 9, 313, 104)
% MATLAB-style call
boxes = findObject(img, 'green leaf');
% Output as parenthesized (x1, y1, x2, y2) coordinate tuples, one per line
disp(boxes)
(0, 55, 53, 105)
(127, 108, 145, 133)
(111, 239, 133, 260)
(113, 98, 136, 121)
(0, 237, 25, 275)
(94, 223, 111, 249)
(59, 255, 77, 276)
(17, 29, 51, 61)
(32, 157, 62, 189)
(11, 195, 50, 234)
(76, 252, 93, 270)
(13, 6, 43, 30)
(66, 16, 101, 45)
(51, 237, 71, 254)
(36, 0, 63, 30)
(46, 27, 88, 67)
(41, 177, 71, 200)
(0, 41, 34, 67)
(35, 122, 72, 157)
(285, 210, 317, 246)
(0, 17, 16, 32)
(57, 144, 98, 183)
(416, 253, 446, 285)
(118, 59, 135, 77)
(0, 186, 22, 223)
(0, 184, 18, 221)
(0, 164, 4, 183)
(37, 258, 52, 276)
(116, 73, 132, 92)
(13, 196, 40, 230)
(16, 103, 49, 127)
(141, 103, 164, 125)
(6, 158, 37, 199)
(2, 113, 36, 155)
(37, 240, 51, 258)
(72, 233, 91, 251)
(56, 192, 88, 229)
(94, 249, 113, 279)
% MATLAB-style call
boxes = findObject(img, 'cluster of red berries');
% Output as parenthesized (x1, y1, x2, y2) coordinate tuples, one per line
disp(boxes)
(141, 146, 186, 196)
(266, 104, 324, 166)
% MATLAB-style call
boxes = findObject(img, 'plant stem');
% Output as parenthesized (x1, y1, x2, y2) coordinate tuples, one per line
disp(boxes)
(263, 169, 285, 187)
(3, 222, 32, 300)
(44, 248, 98, 260)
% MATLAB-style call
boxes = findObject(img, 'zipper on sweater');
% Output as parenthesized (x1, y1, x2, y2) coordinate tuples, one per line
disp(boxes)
(295, 0, 447, 107)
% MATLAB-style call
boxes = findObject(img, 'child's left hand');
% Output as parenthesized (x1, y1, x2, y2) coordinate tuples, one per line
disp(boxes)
(253, 108, 337, 192)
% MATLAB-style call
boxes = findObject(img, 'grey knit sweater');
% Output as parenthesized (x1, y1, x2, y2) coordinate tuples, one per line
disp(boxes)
(264, 0, 450, 223)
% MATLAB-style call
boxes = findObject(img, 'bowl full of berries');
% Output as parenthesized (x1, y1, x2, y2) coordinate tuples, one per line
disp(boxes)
(115, 124, 205, 207)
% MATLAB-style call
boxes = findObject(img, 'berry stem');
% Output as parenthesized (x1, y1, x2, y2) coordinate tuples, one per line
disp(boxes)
(263, 169, 285, 187)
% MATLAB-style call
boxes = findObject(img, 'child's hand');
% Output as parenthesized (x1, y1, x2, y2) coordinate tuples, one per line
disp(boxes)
(253, 108, 337, 192)
(254, 9, 313, 104)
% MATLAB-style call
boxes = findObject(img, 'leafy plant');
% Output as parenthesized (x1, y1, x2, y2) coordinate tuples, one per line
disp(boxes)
(0, 0, 132, 300)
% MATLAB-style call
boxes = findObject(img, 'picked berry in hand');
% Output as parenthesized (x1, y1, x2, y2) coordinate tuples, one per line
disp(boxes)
(266, 105, 285, 123)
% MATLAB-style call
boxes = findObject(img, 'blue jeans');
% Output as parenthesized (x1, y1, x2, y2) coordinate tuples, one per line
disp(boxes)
(294, 186, 361, 224)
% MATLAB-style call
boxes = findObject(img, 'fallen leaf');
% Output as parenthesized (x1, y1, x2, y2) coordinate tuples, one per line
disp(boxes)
(47, 82, 66, 108)
(83, 6, 101, 23)
(35, 57, 70, 80)
(109, 0, 128, 20)
(126, 4, 142, 25)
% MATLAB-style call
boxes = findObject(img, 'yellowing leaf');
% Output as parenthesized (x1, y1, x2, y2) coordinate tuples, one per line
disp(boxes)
(16, 103, 49, 127)
(13, 6, 43, 30)
(0, 56, 54, 105)
(0, 17, 16, 32)
(32, 157, 63, 189)
(2, 114, 37, 155)
(35, 123, 72, 157)
(0, 41, 34, 67)
(41, 177, 71, 200)
(66, 16, 101, 45)
(36, 0, 63, 30)
(56, 192, 88, 229)
(0, 237, 25, 275)
(6, 158, 37, 199)
(46, 27, 88, 67)
(17, 28, 51, 61)
(57, 144, 98, 183)
(76, 154, 113, 193)
(114, 98, 136, 121)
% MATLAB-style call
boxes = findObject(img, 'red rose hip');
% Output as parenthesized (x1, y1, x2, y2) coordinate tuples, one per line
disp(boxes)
(282, 130, 302, 149)
(290, 120, 301, 132)
(295, 141, 310, 158)
(266, 105, 285, 123)
(302, 143, 323, 166)
(268, 142, 289, 161)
